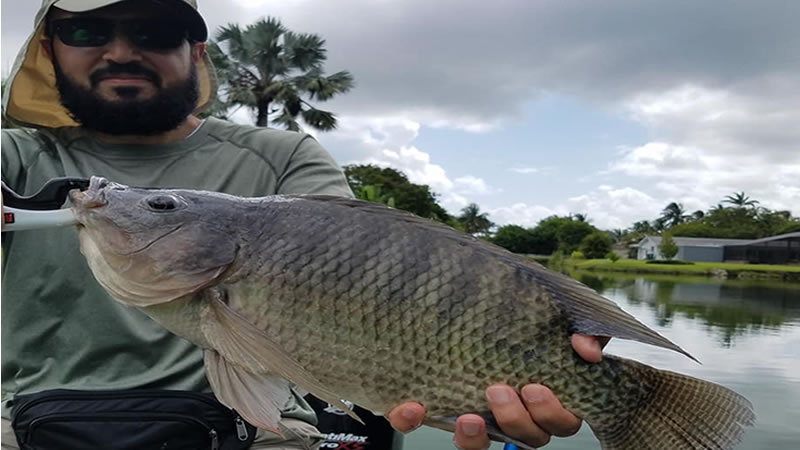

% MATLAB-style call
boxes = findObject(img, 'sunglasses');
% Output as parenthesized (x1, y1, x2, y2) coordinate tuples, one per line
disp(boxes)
(49, 18, 190, 51)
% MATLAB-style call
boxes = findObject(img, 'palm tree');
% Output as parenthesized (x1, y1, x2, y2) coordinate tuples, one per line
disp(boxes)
(652, 218, 667, 233)
(632, 220, 655, 234)
(690, 210, 705, 221)
(709, 203, 726, 212)
(211, 18, 355, 130)
(659, 202, 688, 228)
(570, 213, 590, 223)
(608, 229, 627, 243)
(458, 203, 493, 235)
(723, 192, 759, 208)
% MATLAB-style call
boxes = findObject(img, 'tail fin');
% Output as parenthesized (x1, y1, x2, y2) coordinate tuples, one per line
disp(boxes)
(588, 356, 755, 450)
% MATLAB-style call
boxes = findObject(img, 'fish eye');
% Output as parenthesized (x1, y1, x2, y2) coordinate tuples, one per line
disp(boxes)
(143, 194, 184, 212)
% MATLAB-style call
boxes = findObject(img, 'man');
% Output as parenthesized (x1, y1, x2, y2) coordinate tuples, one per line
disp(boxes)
(1, 1, 604, 448)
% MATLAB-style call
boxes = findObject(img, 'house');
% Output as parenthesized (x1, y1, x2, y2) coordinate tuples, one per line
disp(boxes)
(634, 236, 751, 262)
(723, 232, 800, 264)
(633, 232, 800, 264)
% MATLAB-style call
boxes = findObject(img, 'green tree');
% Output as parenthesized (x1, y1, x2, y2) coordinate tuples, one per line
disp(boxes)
(723, 192, 759, 208)
(659, 234, 679, 260)
(579, 231, 613, 259)
(557, 220, 595, 254)
(690, 210, 705, 221)
(212, 17, 354, 130)
(344, 165, 451, 222)
(632, 220, 655, 234)
(534, 216, 572, 249)
(490, 225, 537, 254)
(354, 185, 395, 208)
(458, 203, 493, 236)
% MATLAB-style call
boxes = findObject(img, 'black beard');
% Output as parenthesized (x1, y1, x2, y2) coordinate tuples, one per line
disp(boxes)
(54, 60, 199, 136)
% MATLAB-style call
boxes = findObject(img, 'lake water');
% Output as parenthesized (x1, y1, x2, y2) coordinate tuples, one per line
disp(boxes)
(404, 273, 800, 450)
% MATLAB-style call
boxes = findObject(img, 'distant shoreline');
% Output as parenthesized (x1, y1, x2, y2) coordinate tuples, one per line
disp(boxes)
(530, 257, 800, 282)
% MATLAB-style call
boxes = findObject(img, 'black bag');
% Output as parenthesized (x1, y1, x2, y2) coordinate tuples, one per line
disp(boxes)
(10, 389, 257, 450)
(304, 395, 402, 450)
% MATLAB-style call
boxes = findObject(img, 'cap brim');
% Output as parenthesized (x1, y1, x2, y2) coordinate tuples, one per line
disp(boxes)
(53, 0, 208, 42)
(53, 0, 123, 12)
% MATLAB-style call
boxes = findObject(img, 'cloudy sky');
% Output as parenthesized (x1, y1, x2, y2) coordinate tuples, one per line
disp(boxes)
(3, 0, 799, 230)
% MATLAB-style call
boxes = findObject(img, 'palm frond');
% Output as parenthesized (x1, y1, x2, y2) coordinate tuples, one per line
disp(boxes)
(306, 70, 355, 101)
(273, 108, 302, 131)
(301, 107, 337, 131)
(284, 32, 327, 71)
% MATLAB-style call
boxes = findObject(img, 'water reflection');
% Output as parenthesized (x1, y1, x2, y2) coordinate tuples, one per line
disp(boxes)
(574, 272, 800, 347)
(407, 273, 800, 449)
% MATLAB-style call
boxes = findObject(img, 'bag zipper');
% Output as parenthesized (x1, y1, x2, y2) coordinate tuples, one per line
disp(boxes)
(235, 415, 249, 441)
(28, 411, 219, 448)
(13, 390, 229, 419)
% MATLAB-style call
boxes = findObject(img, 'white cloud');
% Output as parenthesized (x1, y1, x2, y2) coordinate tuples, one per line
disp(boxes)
(566, 186, 661, 230)
(509, 167, 541, 174)
(454, 175, 494, 195)
(609, 141, 800, 216)
(326, 114, 499, 213)
(489, 203, 566, 228)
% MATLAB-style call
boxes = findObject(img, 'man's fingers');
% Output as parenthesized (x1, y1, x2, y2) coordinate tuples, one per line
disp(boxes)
(570, 334, 607, 363)
(486, 384, 551, 447)
(453, 414, 490, 450)
(386, 402, 425, 433)
(521, 384, 583, 437)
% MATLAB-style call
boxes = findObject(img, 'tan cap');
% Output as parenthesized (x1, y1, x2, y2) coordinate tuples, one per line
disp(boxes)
(2, 0, 217, 128)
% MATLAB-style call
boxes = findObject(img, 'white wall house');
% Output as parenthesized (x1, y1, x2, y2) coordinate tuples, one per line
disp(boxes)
(634, 236, 751, 262)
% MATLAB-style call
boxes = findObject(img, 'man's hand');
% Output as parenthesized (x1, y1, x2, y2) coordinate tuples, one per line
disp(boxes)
(386, 334, 607, 449)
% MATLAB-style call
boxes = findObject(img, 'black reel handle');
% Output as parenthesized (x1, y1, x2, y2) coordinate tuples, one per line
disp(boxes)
(1, 177, 90, 210)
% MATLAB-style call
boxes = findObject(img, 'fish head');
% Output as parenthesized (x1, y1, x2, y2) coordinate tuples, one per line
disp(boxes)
(70, 176, 238, 307)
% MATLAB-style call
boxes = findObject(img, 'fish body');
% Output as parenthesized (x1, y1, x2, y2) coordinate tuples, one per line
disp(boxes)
(71, 177, 755, 449)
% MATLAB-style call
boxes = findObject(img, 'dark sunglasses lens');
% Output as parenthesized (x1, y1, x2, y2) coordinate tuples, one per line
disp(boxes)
(126, 20, 187, 50)
(54, 19, 113, 47)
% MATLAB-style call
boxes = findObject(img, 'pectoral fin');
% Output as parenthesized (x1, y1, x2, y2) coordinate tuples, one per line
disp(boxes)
(203, 350, 289, 433)
(203, 297, 364, 425)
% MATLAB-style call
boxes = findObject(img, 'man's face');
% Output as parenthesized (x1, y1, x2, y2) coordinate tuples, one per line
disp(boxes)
(44, 2, 206, 135)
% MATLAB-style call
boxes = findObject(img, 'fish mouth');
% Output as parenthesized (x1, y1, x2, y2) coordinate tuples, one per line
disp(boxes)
(70, 177, 123, 214)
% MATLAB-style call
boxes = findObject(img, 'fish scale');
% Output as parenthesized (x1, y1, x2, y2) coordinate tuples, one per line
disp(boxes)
(71, 177, 755, 449)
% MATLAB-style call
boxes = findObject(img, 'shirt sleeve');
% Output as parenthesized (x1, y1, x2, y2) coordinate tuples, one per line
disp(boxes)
(1, 129, 26, 189)
(275, 135, 354, 198)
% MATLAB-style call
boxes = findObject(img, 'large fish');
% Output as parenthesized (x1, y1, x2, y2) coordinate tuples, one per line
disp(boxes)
(70, 177, 754, 450)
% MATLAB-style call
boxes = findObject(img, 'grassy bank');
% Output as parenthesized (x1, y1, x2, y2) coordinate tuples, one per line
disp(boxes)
(557, 258, 800, 282)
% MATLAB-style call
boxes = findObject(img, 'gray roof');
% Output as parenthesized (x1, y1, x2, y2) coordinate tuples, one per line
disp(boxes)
(724, 231, 800, 247)
(635, 236, 751, 248)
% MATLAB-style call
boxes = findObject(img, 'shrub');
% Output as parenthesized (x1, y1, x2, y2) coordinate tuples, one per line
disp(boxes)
(548, 250, 567, 273)
(659, 234, 679, 260)
(645, 260, 694, 265)
(579, 231, 613, 259)
(606, 252, 620, 262)
(571, 251, 585, 259)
